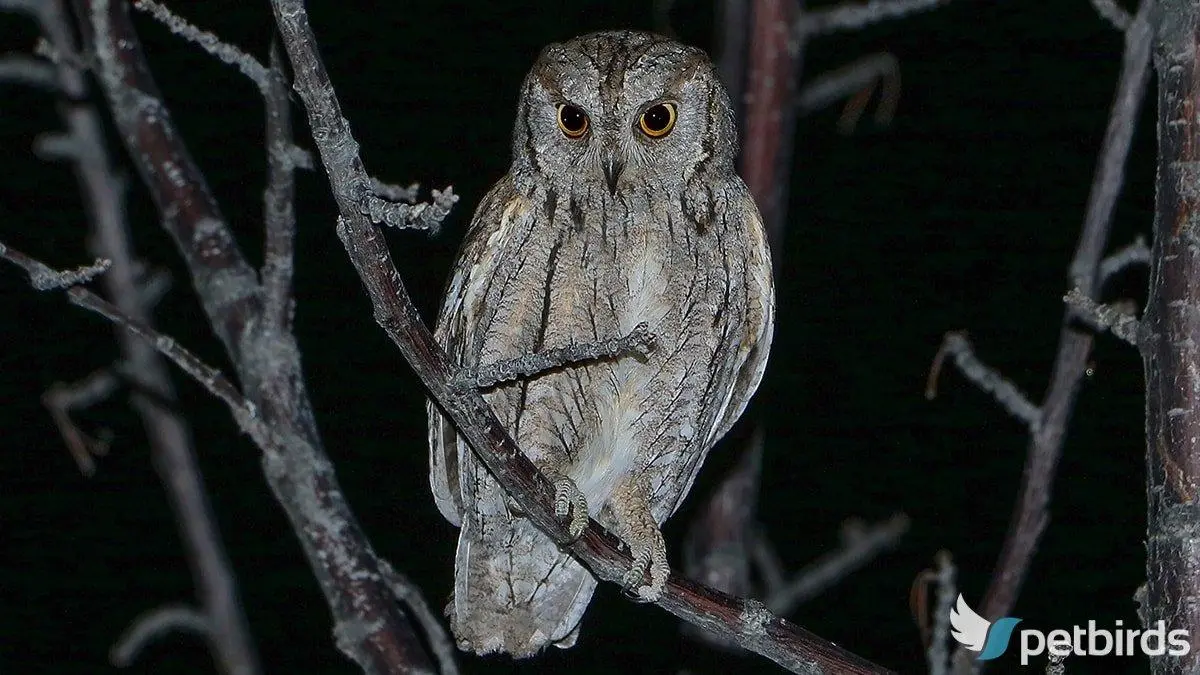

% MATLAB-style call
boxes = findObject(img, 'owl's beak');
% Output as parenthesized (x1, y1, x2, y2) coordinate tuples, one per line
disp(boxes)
(602, 154, 625, 196)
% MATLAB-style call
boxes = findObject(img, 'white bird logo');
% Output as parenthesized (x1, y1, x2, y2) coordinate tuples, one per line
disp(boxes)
(950, 593, 991, 651)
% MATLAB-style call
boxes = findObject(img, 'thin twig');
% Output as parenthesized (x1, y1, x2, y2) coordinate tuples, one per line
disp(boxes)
(927, 331, 1042, 431)
(1064, 288, 1140, 346)
(464, 322, 657, 389)
(0, 242, 269, 445)
(795, 0, 952, 38)
(797, 53, 900, 133)
(110, 604, 211, 667)
(270, 0, 891, 671)
(927, 552, 955, 675)
(1098, 234, 1150, 286)
(42, 369, 119, 476)
(262, 43, 297, 331)
(130, 0, 269, 91)
(1090, 0, 1132, 31)
(766, 514, 910, 615)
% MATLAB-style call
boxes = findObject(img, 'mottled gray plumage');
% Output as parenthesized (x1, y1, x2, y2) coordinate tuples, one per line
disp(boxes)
(427, 30, 774, 657)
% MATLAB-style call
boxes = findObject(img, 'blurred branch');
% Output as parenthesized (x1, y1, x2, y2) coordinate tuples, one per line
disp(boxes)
(765, 515, 909, 615)
(42, 368, 118, 476)
(109, 604, 211, 667)
(926, 331, 1041, 431)
(796, 53, 900, 134)
(795, 0, 951, 37)
(1089, 0, 1132, 31)
(4, 1, 262, 673)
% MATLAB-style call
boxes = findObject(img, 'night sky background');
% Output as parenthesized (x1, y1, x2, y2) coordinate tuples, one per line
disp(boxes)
(0, 1, 1158, 673)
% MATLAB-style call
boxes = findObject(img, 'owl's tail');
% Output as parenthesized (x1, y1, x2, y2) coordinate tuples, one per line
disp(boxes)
(449, 513, 597, 657)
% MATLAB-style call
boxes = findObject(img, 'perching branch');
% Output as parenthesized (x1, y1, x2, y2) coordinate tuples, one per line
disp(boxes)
(268, 1, 891, 672)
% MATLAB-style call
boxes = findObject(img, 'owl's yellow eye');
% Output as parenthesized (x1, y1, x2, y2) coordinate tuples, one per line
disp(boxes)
(638, 103, 676, 138)
(557, 104, 589, 138)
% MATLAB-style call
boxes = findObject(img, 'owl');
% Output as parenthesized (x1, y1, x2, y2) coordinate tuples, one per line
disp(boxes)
(427, 30, 774, 657)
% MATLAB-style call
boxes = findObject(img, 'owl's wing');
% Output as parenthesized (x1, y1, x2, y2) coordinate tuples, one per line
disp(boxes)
(427, 177, 526, 527)
(659, 189, 775, 521)
(704, 198, 775, 449)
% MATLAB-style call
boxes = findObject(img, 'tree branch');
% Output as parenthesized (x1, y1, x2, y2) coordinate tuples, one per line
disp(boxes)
(1141, 1, 1200, 671)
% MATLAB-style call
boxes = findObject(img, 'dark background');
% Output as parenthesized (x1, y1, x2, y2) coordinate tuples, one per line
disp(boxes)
(0, 1, 1154, 673)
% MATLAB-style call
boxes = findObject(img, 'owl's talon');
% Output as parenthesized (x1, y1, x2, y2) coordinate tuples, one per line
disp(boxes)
(621, 526, 669, 602)
(545, 472, 589, 539)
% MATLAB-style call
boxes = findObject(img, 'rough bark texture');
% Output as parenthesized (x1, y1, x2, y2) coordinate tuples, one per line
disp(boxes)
(1145, 2, 1200, 671)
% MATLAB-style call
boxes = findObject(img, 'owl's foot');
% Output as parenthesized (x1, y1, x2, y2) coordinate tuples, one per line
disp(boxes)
(609, 479, 670, 602)
(540, 468, 589, 539)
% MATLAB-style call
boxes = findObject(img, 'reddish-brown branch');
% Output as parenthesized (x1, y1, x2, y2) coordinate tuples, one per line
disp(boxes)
(1142, 1, 1200, 672)
(742, 0, 799, 256)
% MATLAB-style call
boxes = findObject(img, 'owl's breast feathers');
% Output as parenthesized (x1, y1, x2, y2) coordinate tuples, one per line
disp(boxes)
(429, 174, 774, 527)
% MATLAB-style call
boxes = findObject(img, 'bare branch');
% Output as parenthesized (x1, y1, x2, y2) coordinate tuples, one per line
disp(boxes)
(0, 54, 57, 89)
(130, 0, 269, 91)
(1098, 234, 1150, 286)
(271, 0, 890, 670)
(378, 562, 460, 675)
(1090, 0, 1132, 31)
(766, 514, 910, 616)
(926, 552, 955, 675)
(1064, 288, 1140, 346)
(464, 322, 657, 389)
(42, 369, 119, 476)
(927, 331, 1042, 431)
(110, 604, 211, 667)
(797, 53, 900, 133)
(262, 43, 297, 331)
(0, 246, 111, 289)
(369, 178, 421, 203)
(796, 0, 952, 38)
(28, 2, 264, 673)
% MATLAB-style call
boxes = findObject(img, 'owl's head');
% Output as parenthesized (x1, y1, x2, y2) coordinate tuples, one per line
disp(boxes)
(510, 31, 737, 196)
